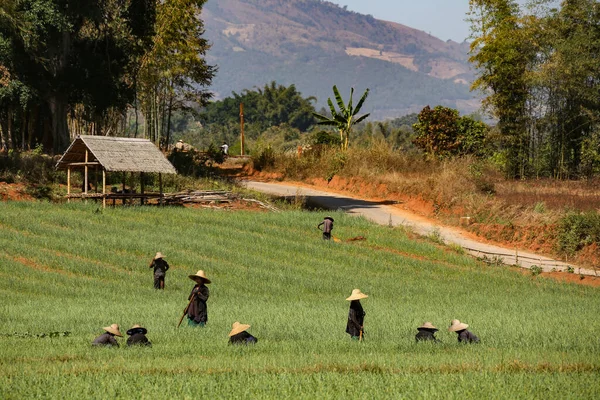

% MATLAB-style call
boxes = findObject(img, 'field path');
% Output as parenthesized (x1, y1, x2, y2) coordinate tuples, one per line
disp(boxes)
(243, 180, 597, 276)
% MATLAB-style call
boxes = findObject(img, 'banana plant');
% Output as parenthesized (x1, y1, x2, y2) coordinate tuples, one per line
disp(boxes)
(313, 85, 370, 151)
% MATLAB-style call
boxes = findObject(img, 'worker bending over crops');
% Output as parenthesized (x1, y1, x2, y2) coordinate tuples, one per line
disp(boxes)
(318, 216, 334, 240)
(448, 319, 480, 343)
(187, 270, 211, 327)
(345, 288, 367, 341)
(415, 322, 440, 342)
(228, 321, 258, 345)
(149, 252, 169, 290)
(126, 324, 152, 347)
(92, 324, 122, 347)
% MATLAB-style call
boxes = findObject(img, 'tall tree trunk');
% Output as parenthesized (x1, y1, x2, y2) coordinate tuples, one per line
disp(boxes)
(165, 94, 173, 151)
(48, 95, 70, 154)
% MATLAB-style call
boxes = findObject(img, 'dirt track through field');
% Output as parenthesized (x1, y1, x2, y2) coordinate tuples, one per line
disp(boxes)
(243, 180, 598, 277)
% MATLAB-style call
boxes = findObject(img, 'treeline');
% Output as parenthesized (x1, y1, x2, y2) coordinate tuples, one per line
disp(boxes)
(0, 0, 214, 153)
(469, 0, 600, 178)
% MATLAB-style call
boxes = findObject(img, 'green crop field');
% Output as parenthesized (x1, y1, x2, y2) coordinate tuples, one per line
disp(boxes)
(0, 201, 599, 399)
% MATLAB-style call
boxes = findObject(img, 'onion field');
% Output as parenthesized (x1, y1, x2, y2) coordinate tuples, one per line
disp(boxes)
(0, 201, 599, 399)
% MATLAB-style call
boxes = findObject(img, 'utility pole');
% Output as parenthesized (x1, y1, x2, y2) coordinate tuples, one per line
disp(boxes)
(240, 103, 245, 156)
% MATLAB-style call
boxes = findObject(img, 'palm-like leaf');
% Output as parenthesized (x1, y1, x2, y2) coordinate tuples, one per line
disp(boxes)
(354, 113, 370, 125)
(332, 85, 347, 116)
(353, 88, 370, 116)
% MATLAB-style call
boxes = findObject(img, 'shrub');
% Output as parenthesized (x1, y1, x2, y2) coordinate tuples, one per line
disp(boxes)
(556, 212, 600, 255)
(530, 265, 543, 276)
(254, 146, 276, 171)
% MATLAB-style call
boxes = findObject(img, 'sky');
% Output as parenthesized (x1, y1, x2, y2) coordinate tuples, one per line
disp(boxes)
(328, 0, 473, 42)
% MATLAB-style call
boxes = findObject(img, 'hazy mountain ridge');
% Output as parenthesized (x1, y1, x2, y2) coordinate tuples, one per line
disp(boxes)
(204, 0, 480, 119)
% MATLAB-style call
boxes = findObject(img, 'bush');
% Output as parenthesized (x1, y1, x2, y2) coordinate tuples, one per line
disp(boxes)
(556, 212, 600, 255)
(254, 146, 276, 171)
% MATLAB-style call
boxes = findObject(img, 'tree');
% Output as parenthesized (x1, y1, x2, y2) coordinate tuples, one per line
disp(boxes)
(312, 85, 370, 151)
(137, 0, 215, 150)
(412, 105, 489, 158)
(468, 0, 534, 177)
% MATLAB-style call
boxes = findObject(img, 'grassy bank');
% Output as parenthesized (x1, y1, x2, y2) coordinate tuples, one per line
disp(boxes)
(0, 202, 599, 398)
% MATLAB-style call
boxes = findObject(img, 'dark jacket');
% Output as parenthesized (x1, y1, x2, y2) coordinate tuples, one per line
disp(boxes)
(415, 329, 440, 342)
(318, 219, 333, 234)
(457, 329, 480, 343)
(345, 300, 365, 337)
(229, 331, 258, 345)
(92, 333, 119, 347)
(127, 332, 152, 347)
(150, 259, 169, 276)
(187, 284, 209, 323)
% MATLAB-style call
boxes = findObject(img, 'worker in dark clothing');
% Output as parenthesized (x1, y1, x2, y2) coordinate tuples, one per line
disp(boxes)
(448, 319, 480, 343)
(126, 324, 152, 347)
(318, 216, 334, 240)
(345, 288, 367, 340)
(228, 321, 258, 345)
(92, 324, 122, 347)
(415, 322, 440, 342)
(187, 270, 211, 327)
(149, 252, 169, 290)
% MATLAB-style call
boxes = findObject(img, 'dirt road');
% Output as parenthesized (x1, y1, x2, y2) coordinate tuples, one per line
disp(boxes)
(243, 180, 597, 276)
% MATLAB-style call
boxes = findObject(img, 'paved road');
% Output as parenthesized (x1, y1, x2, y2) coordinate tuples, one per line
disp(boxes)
(243, 180, 597, 276)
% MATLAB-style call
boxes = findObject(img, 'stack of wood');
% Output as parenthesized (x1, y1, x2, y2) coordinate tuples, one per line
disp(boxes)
(163, 190, 234, 205)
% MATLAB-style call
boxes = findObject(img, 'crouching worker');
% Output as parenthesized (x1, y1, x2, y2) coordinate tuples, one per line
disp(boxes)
(448, 319, 480, 343)
(415, 322, 440, 342)
(126, 324, 152, 347)
(187, 270, 211, 327)
(318, 216, 334, 240)
(228, 321, 258, 345)
(345, 288, 367, 341)
(92, 324, 122, 347)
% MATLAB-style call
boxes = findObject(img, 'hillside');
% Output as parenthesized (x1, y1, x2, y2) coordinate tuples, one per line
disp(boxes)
(203, 0, 480, 119)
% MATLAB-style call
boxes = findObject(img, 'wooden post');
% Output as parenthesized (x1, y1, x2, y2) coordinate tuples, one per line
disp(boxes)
(67, 167, 71, 203)
(102, 169, 106, 209)
(140, 172, 145, 205)
(159, 173, 163, 206)
(240, 103, 245, 156)
(122, 172, 126, 205)
(84, 150, 88, 204)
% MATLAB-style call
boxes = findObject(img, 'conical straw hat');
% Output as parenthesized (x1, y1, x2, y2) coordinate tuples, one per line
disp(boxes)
(324, 216, 334, 222)
(154, 252, 165, 260)
(188, 270, 211, 284)
(448, 319, 469, 332)
(418, 322, 438, 331)
(346, 288, 368, 301)
(228, 321, 251, 337)
(126, 324, 147, 335)
(102, 323, 123, 337)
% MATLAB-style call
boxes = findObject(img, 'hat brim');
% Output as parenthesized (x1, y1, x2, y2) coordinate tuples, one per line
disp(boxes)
(126, 327, 147, 335)
(103, 326, 123, 337)
(346, 293, 368, 301)
(448, 323, 469, 332)
(228, 324, 251, 337)
(325, 216, 334, 222)
(188, 275, 211, 284)
(417, 327, 439, 332)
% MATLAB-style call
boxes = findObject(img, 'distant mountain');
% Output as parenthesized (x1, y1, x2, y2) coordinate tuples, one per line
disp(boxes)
(203, 0, 480, 120)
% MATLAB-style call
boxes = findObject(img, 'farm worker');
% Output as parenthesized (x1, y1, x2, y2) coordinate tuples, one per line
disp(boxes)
(149, 252, 169, 290)
(220, 142, 229, 156)
(318, 216, 334, 240)
(448, 319, 480, 343)
(415, 322, 440, 342)
(187, 270, 211, 327)
(228, 321, 258, 345)
(92, 324, 122, 347)
(126, 324, 152, 347)
(345, 288, 367, 340)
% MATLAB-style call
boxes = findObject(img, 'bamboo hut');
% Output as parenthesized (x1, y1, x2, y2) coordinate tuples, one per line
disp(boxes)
(56, 135, 177, 207)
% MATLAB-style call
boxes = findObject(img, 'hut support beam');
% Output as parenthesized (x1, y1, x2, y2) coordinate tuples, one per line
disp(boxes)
(102, 169, 106, 209)
(140, 172, 145, 205)
(84, 150, 88, 204)
(159, 173, 163, 206)
(67, 167, 71, 203)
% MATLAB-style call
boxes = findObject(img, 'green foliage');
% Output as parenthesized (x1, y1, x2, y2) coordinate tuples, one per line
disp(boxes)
(556, 211, 600, 255)
(1, 203, 599, 397)
(167, 148, 219, 178)
(412, 106, 489, 159)
(313, 85, 370, 151)
(253, 146, 276, 171)
(530, 265, 543, 276)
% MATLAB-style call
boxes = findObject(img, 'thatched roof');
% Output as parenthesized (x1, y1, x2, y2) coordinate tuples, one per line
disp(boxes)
(56, 135, 177, 174)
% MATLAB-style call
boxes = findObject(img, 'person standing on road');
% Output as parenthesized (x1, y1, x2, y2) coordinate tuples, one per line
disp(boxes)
(448, 319, 480, 343)
(345, 288, 367, 341)
(149, 252, 169, 290)
(415, 322, 440, 342)
(318, 216, 334, 240)
(187, 270, 211, 327)
(126, 324, 152, 347)
(92, 324, 122, 347)
(228, 321, 258, 345)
